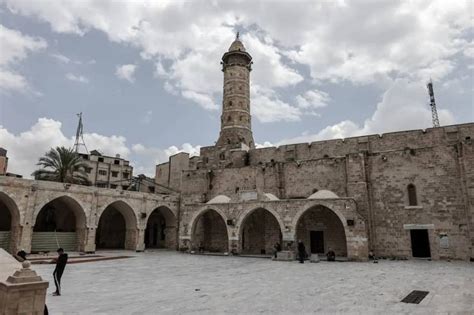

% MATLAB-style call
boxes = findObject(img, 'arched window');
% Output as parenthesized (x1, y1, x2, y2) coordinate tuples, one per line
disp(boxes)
(407, 184, 417, 206)
(227, 116, 231, 122)
(229, 101, 233, 106)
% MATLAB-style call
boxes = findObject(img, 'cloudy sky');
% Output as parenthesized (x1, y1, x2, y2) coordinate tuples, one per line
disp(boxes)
(0, 0, 472, 178)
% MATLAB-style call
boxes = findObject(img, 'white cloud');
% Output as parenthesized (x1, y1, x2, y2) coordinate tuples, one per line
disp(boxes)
(181, 90, 218, 111)
(115, 64, 137, 83)
(0, 69, 28, 91)
(243, 33, 303, 88)
(66, 73, 89, 83)
(278, 79, 455, 144)
(50, 53, 71, 63)
(164, 143, 201, 157)
(0, 118, 130, 177)
(2, 0, 470, 121)
(0, 117, 202, 178)
(251, 85, 301, 123)
(296, 89, 330, 109)
(0, 24, 47, 93)
(255, 141, 274, 148)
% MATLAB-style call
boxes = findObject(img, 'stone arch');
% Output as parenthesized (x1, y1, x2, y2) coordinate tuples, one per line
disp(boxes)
(0, 192, 21, 253)
(237, 207, 284, 255)
(190, 208, 229, 253)
(32, 195, 87, 253)
(96, 200, 138, 250)
(293, 205, 347, 259)
(144, 206, 177, 250)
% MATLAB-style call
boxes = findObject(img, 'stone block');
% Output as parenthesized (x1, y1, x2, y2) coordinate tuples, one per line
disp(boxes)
(310, 254, 320, 263)
(274, 250, 295, 261)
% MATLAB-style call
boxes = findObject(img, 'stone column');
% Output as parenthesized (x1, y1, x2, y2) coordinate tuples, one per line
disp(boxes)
(18, 225, 33, 254)
(135, 228, 145, 252)
(84, 227, 96, 253)
(229, 238, 239, 255)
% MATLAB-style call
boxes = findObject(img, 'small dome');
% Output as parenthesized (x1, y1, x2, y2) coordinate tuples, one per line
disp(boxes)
(308, 190, 339, 199)
(264, 193, 279, 201)
(207, 195, 231, 204)
(228, 39, 246, 52)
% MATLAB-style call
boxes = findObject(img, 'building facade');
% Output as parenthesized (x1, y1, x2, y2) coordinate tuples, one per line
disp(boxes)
(155, 36, 474, 261)
(79, 150, 133, 190)
(0, 37, 472, 261)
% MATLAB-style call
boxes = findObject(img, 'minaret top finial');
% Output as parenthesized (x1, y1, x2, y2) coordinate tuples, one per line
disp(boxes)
(236, 31, 240, 40)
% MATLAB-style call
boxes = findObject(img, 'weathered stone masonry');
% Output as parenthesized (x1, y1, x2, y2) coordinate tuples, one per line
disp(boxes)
(156, 36, 474, 261)
(0, 177, 179, 254)
(1, 36, 472, 262)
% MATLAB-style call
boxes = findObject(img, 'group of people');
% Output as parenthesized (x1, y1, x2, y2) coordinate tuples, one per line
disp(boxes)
(272, 240, 337, 263)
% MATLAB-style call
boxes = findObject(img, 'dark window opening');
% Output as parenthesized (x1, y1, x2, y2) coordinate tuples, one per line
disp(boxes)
(114, 160, 120, 165)
(98, 157, 104, 162)
(98, 170, 107, 176)
(111, 171, 118, 177)
(408, 184, 417, 206)
(123, 172, 129, 179)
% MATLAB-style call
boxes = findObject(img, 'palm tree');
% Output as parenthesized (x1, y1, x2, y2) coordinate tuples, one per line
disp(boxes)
(32, 147, 89, 185)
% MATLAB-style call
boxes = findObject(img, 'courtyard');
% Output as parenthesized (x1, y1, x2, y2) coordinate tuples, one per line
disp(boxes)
(34, 251, 474, 314)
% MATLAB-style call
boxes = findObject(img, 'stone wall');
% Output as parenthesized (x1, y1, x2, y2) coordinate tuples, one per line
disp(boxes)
(158, 123, 473, 260)
(0, 177, 179, 254)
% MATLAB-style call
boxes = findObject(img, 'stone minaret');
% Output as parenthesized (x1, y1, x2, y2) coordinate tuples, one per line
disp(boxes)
(216, 33, 255, 149)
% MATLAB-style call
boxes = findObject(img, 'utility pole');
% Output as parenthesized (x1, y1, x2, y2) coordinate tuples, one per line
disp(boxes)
(427, 79, 440, 128)
(73, 112, 88, 153)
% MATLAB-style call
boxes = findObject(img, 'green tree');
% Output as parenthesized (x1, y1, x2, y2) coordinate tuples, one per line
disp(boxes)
(32, 147, 89, 185)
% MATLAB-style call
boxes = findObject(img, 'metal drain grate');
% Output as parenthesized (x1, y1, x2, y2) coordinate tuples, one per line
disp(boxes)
(401, 290, 429, 304)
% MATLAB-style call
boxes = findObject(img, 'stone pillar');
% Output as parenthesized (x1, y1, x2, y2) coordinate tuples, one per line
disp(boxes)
(84, 227, 96, 253)
(135, 228, 145, 252)
(229, 238, 239, 255)
(0, 260, 49, 314)
(18, 225, 33, 254)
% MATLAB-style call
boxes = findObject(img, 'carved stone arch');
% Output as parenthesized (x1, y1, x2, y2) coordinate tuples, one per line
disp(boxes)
(235, 206, 285, 239)
(0, 191, 21, 253)
(236, 206, 285, 255)
(33, 194, 88, 229)
(292, 202, 368, 261)
(144, 205, 177, 250)
(189, 206, 230, 253)
(95, 200, 138, 250)
(32, 195, 88, 252)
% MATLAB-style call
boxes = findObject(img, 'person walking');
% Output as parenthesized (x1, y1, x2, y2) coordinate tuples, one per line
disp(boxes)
(297, 240, 306, 264)
(52, 248, 68, 296)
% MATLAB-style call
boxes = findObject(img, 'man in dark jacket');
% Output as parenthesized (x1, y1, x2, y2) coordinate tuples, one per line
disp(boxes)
(52, 248, 68, 296)
(297, 240, 306, 263)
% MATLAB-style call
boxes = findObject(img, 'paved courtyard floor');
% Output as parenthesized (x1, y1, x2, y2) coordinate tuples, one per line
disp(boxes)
(34, 251, 473, 314)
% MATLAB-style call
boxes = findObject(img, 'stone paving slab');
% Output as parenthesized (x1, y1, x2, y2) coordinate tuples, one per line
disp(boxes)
(34, 251, 474, 314)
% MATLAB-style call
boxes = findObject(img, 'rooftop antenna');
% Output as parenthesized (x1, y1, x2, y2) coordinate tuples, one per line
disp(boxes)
(427, 79, 440, 128)
(73, 112, 88, 153)
(236, 31, 240, 40)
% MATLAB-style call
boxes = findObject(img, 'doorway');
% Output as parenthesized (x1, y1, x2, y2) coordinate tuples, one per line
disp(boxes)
(310, 231, 324, 254)
(410, 229, 431, 258)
